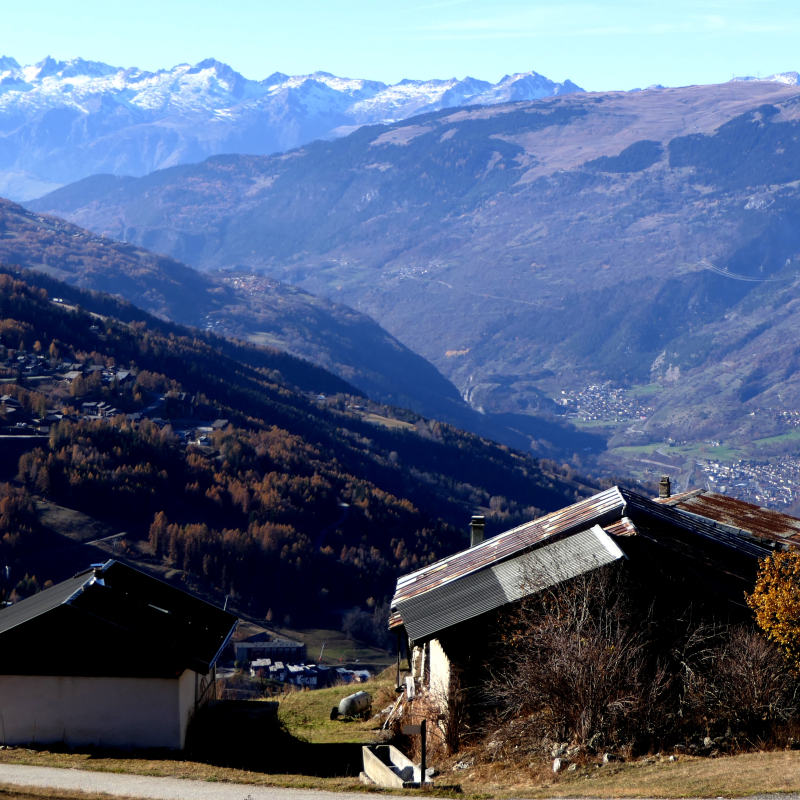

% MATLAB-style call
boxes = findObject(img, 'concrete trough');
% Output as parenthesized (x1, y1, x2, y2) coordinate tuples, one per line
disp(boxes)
(362, 744, 432, 788)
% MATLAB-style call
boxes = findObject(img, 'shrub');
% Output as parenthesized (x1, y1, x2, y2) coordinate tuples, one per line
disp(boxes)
(487, 564, 667, 753)
(747, 550, 800, 668)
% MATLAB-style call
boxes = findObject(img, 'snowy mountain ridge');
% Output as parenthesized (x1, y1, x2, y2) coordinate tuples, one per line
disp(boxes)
(731, 71, 800, 85)
(0, 56, 583, 200)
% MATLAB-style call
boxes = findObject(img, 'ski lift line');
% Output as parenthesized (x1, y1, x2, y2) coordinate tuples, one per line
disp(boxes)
(698, 259, 795, 283)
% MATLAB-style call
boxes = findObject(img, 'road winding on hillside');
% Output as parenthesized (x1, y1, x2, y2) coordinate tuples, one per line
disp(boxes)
(2, 764, 800, 800)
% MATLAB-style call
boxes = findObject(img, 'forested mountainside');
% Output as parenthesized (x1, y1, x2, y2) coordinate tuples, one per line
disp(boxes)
(34, 80, 800, 476)
(0, 199, 601, 456)
(0, 270, 604, 619)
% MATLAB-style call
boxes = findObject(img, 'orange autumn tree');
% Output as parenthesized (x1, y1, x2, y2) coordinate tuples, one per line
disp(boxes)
(747, 550, 800, 668)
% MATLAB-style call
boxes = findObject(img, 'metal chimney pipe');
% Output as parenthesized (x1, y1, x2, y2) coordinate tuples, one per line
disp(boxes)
(470, 515, 485, 547)
(659, 476, 671, 499)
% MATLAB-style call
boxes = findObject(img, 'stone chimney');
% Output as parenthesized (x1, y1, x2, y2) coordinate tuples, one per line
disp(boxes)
(470, 515, 485, 547)
(659, 476, 671, 499)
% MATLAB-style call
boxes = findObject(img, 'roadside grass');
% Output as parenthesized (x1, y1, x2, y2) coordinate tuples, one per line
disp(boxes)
(0, 786, 122, 800)
(6, 748, 800, 798)
(278, 670, 397, 744)
(446, 749, 800, 798)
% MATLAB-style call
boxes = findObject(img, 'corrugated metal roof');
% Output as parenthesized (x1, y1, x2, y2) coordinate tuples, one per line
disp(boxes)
(604, 517, 638, 537)
(665, 491, 800, 546)
(390, 485, 782, 636)
(396, 525, 625, 641)
(620, 489, 771, 560)
(392, 486, 626, 610)
(0, 571, 89, 636)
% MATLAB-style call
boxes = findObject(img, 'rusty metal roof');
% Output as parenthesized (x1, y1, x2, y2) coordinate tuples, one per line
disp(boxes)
(391, 487, 626, 613)
(390, 485, 782, 635)
(621, 489, 771, 559)
(664, 491, 800, 547)
(396, 525, 626, 641)
(603, 517, 638, 537)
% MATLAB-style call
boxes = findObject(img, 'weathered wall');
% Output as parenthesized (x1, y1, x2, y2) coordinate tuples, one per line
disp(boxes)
(428, 638, 451, 702)
(178, 668, 198, 748)
(0, 671, 203, 748)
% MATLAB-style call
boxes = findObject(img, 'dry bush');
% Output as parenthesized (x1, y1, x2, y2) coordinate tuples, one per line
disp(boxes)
(484, 560, 800, 763)
(679, 624, 799, 745)
(431, 668, 470, 755)
(486, 563, 667, 755)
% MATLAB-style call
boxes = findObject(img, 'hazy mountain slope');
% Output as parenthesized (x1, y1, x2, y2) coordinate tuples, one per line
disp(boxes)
(0, 269, 604, 615)
(32, 79, 800, 453)
(0, 197, 462, 417)
(0, 198, 602, 455)
(0, 56, 582, 199)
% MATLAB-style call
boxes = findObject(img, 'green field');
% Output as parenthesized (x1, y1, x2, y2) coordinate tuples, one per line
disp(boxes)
(611, 442, 743, 462)
(628, 383, 665, 398)
(753, 428, 800, 447)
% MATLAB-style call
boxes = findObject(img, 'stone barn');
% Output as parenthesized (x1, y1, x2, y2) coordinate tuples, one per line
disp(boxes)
(389, 484, 800, 712)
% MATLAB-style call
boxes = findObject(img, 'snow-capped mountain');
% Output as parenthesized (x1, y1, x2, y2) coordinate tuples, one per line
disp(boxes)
(731, 71, 799, 85)
(0, 56, 583, 200)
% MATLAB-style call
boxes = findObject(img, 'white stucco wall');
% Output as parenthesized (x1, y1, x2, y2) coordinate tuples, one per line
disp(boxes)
(178, 668, 199, 748)
(428, 638, 451, 702)
(0, 670, 204, 749)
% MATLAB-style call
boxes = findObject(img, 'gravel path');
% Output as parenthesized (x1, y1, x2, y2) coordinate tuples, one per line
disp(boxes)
(1, 763, 800, 800)
(0, 764, 383, 800)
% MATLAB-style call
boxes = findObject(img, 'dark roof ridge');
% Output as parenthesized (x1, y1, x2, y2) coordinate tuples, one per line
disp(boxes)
(620, 488, 772, 558)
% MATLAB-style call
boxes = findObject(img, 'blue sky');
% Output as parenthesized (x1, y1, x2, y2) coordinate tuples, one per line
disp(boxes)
(2, 0, 798, 90)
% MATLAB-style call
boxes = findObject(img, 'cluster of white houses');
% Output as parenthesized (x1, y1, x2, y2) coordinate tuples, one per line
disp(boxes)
(249, 659, 371, 687)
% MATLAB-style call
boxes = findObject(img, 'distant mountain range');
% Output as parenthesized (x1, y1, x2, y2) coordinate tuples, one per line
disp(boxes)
(0, 55, 582, 200)
(732, 71, 800, 85)
(0, 197, 601, 457)
(32, 78, 800, 480)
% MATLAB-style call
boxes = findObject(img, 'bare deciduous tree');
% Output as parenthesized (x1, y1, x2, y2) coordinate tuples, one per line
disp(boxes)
(487, 563, 666, 752)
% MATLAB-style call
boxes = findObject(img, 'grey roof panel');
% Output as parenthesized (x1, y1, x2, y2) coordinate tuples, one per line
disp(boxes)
(393, 487, 626, 608)
(0, 571, 90, 636)
(396, 525, 625, 641)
